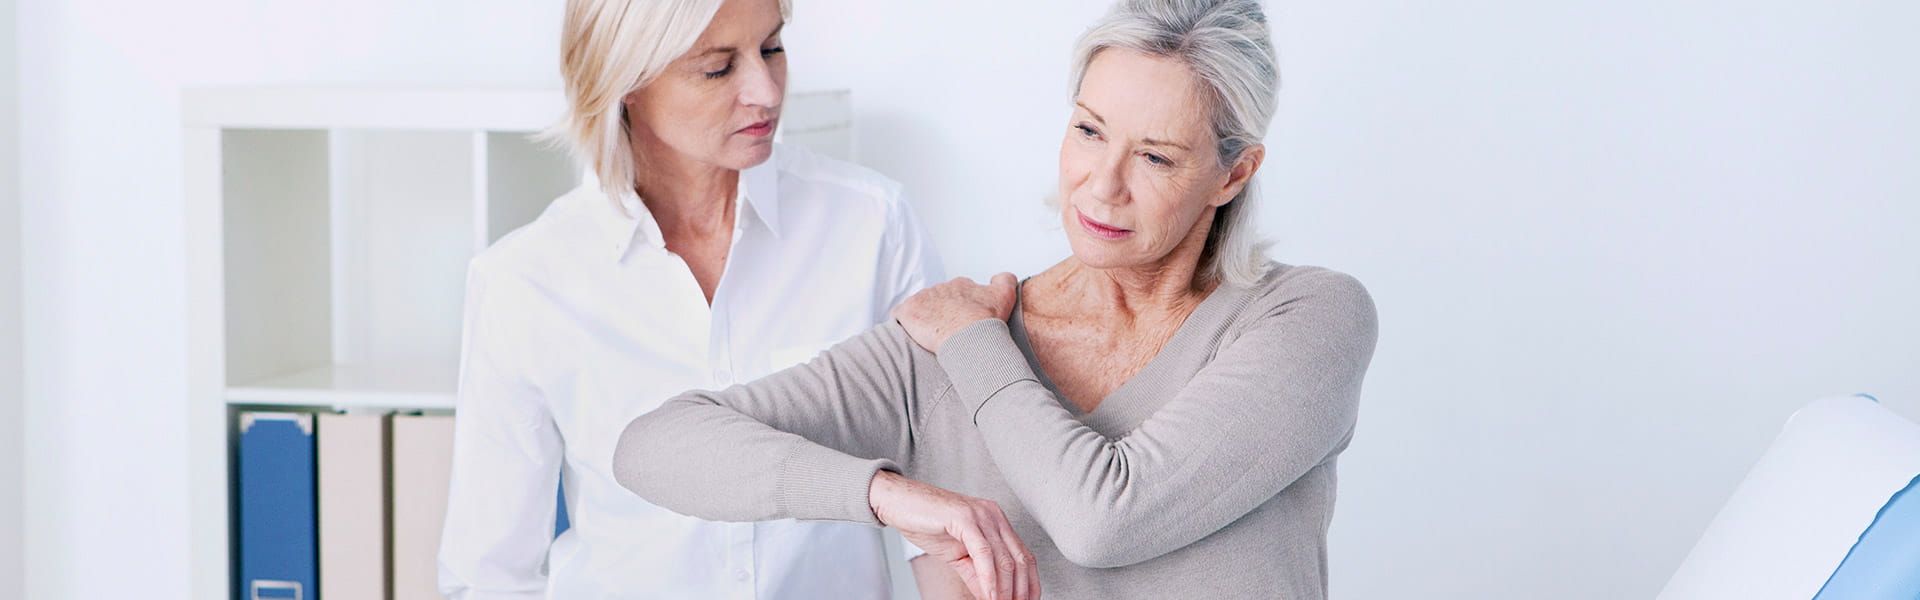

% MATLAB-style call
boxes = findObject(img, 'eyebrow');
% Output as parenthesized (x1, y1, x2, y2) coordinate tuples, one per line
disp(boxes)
(1075, 101, 1192, 151)
(688, 23, 786, 60)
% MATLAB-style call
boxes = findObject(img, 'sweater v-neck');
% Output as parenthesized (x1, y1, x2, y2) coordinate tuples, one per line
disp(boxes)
(1005, 277, 1246, 433)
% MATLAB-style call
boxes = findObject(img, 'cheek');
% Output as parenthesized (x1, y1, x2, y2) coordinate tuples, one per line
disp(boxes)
(1057, 143, 1091, 194)
(664, 87, 739, 143)
(770, 61, 790, 94)
(637, 86, 693, 131)
(1137, 179, 1208, 240)
(1056, 139, 1072, 185)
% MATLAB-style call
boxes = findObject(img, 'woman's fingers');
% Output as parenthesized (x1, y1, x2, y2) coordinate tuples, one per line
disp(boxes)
(989, 272, 1019, 317)
(974, 506, 1015, 600)
(985, 503, 1027, 600)
(991, 507, 1038, 599)
(958, 522, 1003, 600)
(950, 556, 989, 600)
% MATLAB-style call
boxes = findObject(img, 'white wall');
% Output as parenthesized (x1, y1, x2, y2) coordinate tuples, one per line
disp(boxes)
(17, 1, 1919, 599)
(1, 0, 24, 596)
(1264, 3, 1920, 597)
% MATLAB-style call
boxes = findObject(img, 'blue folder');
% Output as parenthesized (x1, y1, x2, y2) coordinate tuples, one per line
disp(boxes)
(237, 412, 318, 600)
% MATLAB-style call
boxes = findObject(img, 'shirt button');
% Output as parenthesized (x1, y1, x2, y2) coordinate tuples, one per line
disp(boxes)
(734, 569, 750, 582)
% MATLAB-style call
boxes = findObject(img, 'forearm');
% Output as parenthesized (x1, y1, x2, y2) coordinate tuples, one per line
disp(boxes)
(612, 394, 894, 524)
(614, 323, 928, 524)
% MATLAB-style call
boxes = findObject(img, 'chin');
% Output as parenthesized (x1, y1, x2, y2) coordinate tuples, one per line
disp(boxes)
(1065, 237, 1129, 270)
(717, 141, 775, 171)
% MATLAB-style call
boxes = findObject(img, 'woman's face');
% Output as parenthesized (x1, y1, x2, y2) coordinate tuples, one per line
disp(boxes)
(1057, 49, 1258, 273)
(625, 0, 787, 172)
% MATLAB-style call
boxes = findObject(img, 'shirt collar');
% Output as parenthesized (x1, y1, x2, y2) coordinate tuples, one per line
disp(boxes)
(583, 148, 784, 263)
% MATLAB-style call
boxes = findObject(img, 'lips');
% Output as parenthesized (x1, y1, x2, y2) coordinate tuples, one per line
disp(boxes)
(738, 119, 774, 137)
(1076, 209, 1132, 240)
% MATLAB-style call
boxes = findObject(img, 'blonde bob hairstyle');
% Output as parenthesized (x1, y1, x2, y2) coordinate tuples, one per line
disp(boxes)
(546, 0, 793, 207)
(1067, 0, 1280, 289)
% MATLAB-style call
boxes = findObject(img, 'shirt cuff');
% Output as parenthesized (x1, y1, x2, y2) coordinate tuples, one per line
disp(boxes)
(900, 535, 929, 561)
(773, 439, 898, 526)
(936, 319, 1041, 423)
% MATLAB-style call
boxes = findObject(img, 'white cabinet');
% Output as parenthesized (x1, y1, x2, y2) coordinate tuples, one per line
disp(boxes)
(184, 88, 578, 599)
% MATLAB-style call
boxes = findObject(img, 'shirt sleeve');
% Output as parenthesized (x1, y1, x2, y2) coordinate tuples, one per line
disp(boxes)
(612, 322, 924, 526)
(900, 536, 929, 561)
(438, 261, 565, 600)
(934, 270, 1379, 568)
(875, 187, 945, 318)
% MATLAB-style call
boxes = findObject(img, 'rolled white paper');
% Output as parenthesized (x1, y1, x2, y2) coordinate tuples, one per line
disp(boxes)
(1659, 395, 1920, 600)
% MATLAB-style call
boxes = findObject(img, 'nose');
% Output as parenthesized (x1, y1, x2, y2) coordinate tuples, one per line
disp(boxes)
(737, 55, 783, 110)
(1086, 147, 1128, 208)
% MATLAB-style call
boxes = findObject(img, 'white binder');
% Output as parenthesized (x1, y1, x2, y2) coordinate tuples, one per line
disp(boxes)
(392, 414, 457, 600)
(318, 412, 390, 600)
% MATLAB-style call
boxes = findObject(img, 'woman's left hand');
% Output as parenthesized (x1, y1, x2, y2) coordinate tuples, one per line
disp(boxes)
(892, 273, 1018, 354)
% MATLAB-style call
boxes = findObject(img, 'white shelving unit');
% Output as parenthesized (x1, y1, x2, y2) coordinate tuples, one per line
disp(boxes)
(183, 87, 857, 599)
(183, 87, 578, 600)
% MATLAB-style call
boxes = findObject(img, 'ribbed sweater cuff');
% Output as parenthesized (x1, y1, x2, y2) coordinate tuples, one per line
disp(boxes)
(773, 439, 897, 526)
(937, 319, 1041, 423)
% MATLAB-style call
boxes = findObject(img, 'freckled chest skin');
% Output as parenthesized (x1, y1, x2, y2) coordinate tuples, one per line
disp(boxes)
(1021, 299, 1186, 414)
(1016, 245, 1215, 415)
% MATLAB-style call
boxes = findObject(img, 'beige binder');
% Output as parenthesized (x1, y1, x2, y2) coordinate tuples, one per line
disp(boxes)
(391, 414, 456, 600)
(318, 412, 390, 600)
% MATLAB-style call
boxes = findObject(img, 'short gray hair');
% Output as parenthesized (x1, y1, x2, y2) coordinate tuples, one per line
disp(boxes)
(1069, 0, 1279, 288)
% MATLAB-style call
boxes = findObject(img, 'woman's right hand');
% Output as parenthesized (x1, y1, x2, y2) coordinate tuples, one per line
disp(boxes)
(868, 470, 1039, 600)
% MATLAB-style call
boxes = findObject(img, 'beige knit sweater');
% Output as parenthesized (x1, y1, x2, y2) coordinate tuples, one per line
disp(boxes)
(615, 263, 1378, 599)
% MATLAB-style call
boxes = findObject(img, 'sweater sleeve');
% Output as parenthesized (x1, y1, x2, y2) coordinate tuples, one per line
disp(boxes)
(613, 322, 925, 526)
(936, 270, 1379, 568)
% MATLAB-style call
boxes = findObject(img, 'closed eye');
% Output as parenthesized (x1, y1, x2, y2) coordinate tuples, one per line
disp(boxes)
(705, 62, 733, 79)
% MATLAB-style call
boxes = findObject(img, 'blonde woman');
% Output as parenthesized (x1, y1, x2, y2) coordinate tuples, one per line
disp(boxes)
(436, 0, 942, 597)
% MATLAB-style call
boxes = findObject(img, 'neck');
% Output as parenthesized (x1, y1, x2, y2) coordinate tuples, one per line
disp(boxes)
(630, 138, 738, 238)
(1046, 207, 1218, 321)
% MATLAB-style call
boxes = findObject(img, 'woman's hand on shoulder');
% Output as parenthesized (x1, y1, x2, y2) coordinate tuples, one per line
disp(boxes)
(869, 470, 1040, 600)
(891, 273, 1018, 354)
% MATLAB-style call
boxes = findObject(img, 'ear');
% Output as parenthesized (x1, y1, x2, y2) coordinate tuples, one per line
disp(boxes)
(1213, 143, 1265, 207)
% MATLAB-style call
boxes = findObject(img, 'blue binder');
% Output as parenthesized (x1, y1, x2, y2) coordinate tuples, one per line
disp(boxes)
(238, 412, 318, 600)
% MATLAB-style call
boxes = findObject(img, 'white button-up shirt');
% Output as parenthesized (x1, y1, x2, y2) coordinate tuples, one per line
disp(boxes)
(438, 144, 942, 600)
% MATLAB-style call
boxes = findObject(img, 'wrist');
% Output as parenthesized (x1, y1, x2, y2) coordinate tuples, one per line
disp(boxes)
(867, 470, 905, 523)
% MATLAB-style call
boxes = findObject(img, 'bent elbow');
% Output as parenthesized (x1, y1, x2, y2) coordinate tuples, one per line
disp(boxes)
(611, 410, 666, 501)
(1050, 518, 1156, 569)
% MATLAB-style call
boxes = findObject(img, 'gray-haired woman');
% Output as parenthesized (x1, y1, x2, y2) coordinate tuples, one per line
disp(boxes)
(614, 1, 1377, 599)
